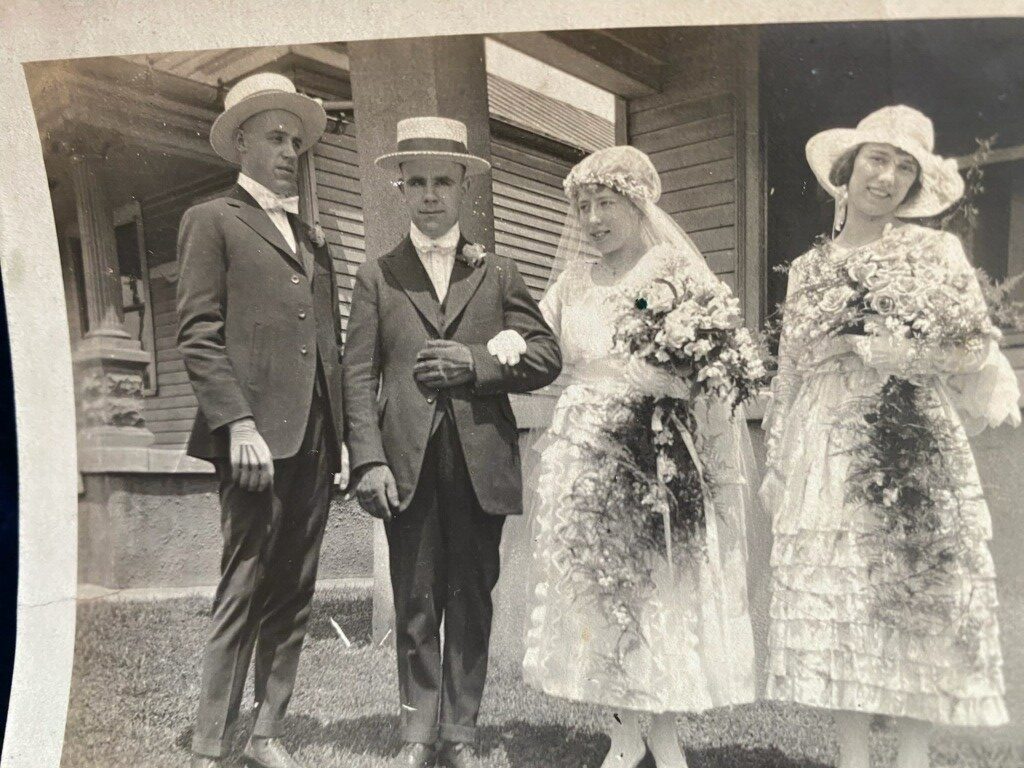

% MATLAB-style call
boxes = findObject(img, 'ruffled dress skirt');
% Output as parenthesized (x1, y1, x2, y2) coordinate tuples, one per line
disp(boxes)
(761, 353, 1007, 726)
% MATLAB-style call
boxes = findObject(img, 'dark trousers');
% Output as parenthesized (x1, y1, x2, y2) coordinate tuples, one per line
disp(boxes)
(192, 393, 334, 758)
(386, 411, 506, 745)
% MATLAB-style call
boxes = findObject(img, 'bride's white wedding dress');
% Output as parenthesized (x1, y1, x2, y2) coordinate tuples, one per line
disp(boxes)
(516, 244, 758, 712)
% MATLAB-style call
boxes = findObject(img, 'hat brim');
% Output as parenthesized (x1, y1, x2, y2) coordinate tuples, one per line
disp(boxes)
(375, 150, 491, 176)
(210, 91, 327, 165)
(806, 127, 965, 218)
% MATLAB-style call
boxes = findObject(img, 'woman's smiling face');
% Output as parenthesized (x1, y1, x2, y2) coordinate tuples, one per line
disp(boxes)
(575, 184, 643, 257)
(846, 142, 920, 219)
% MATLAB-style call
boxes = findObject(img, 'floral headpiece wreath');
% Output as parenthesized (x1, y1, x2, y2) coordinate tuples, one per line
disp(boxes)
(562, 145, 663, 205)
(562, 170, 656, 204)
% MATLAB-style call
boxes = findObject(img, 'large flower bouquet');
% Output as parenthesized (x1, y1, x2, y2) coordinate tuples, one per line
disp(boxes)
(558, 258, 768, 688)
(781, 228, 999, 663)
(786, 228, 997, 364)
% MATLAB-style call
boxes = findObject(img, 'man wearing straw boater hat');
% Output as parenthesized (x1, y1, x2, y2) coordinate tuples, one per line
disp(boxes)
(176, 72, 345, 768)
(344, 117, 561, 767)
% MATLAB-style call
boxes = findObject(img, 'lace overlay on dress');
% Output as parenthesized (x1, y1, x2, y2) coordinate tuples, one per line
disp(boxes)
(522, 245, 757, 712)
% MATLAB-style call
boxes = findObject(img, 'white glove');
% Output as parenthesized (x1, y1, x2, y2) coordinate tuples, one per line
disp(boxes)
(852, 329, 912, 375)
(487, 329, 528, 366)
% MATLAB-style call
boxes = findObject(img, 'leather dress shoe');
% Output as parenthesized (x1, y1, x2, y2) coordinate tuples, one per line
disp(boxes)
(391, 741, 438, 768)
(438, 741, 481, 768)
(243, 737, 307, 768)
(190, 757, 222, 768)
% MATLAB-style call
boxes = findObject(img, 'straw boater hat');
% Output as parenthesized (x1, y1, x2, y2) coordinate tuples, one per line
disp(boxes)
(805, 105, 965, 219)
(375, 117, 491, 176)
(209, 72, 327, 165)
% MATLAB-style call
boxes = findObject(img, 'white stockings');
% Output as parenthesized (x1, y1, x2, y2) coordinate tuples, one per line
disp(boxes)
(600, 711, 688, 768)
(834, 711, 931, 768)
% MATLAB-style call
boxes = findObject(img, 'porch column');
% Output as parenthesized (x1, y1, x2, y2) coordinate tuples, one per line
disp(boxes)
(347, 35, 494, 643)
(70, 153, 131, 340)
(67, 150, 154, 458)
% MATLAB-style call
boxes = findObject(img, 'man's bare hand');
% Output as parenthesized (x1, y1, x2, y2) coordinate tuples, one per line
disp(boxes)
(355, 463, 399, 523)
(228, 418, 274, 492)
(414, 340, 475, 389)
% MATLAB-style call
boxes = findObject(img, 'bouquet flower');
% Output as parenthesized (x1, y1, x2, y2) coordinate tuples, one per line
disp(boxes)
(558, 256, 769, 688)
(614, 267, 768, 410)
(785, 228, 998, 369)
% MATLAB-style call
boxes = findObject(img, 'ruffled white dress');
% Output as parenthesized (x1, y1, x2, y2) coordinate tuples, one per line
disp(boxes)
(521, 244, 758, 712)
(761, 224, 1020, 726)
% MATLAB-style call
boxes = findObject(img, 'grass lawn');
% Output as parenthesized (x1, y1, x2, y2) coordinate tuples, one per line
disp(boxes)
(61, 589, 1024, 767)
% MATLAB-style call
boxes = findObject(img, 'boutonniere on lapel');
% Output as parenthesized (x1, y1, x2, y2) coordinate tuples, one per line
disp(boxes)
(305, 222, 327, 249)
(457, 243, 488, 269)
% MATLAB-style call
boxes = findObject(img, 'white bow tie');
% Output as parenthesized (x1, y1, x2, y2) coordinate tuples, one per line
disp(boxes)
(420, 244, 456, 256)
(265, 196, 299, 215)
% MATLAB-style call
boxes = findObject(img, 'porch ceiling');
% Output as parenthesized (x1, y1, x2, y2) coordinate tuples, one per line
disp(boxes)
(123, 43, 351, 99)
(492, 27, 678, 97)
(44, 128, 229, 226)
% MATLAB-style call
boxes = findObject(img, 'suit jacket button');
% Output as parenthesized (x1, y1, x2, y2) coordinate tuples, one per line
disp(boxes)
(298, 310, 307, 319)
(300, 345, 308, 355)
(426, 395, 435, 404)
(291, 274, 301, 284)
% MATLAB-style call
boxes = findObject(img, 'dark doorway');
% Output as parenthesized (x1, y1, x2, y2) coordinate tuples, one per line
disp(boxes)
(760, 18, 1024, 315)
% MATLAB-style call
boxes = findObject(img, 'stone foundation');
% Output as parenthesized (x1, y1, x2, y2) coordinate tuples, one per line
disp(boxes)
(78, 473, 372, 589)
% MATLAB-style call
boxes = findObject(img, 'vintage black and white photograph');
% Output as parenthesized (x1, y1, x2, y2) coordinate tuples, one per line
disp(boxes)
(10, 11, 1024, 768)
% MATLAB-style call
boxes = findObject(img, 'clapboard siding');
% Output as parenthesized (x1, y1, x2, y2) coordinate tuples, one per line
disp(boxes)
(491, 137, 573, 302)
(141, 128, 574, 450)
(629, 85, 742, 304)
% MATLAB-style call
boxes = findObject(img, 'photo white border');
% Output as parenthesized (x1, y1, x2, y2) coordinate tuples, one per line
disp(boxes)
(2, 1, 1022, 765)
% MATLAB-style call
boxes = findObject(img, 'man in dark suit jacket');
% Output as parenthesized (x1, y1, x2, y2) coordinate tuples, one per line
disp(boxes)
(176, 73, 345, 768)
(344, 117, 561, 768)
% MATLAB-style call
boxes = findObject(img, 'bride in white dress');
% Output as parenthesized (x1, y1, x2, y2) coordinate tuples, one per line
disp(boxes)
(517, 146, 759, 768)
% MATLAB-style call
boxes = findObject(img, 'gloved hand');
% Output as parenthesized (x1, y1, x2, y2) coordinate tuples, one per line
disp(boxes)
(228, 418, 274, 492)
(487, 329, 528, 366)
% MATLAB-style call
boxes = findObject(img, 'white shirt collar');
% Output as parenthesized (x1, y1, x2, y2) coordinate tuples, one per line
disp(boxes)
(410, 222, 461, 252)
(238, 173, 297, 212)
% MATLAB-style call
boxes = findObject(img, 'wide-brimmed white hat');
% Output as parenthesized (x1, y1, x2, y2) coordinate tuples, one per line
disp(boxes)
(806, 105, 965, 218)
(375, 117, 491, 176)
(210, 72, 327, 165)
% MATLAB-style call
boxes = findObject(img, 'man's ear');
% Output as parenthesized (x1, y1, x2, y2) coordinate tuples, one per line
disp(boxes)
(233, 127, 246, 155)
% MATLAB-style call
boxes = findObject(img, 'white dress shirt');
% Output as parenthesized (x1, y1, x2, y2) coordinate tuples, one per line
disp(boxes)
(410, 223, 460, 303)
(238, 173, 298, 254)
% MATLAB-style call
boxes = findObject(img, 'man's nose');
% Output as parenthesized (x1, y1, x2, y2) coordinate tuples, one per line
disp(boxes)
(423, 184, 439, 201)
(281, 143, 298, 161)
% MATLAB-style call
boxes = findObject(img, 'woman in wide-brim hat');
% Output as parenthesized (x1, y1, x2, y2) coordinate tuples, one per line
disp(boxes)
(761, 105, 1020, 768)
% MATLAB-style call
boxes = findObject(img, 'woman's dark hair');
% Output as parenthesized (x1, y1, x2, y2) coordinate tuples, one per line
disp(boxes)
(829, 143, 923, 206)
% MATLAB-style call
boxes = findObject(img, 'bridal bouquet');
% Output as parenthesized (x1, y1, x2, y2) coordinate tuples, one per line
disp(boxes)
(559, 260, 768, 688)
(614, 267, 769, 411)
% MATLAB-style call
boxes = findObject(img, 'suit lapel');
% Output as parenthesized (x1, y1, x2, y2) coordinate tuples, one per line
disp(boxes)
(442, 236, 487, 335)
(381, 236, 442, 335)
(226, 186, 305, 273)
(295, 226, 316, 282)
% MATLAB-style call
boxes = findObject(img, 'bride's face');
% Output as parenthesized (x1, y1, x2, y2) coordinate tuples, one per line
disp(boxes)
(575, 184, 643, 257)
